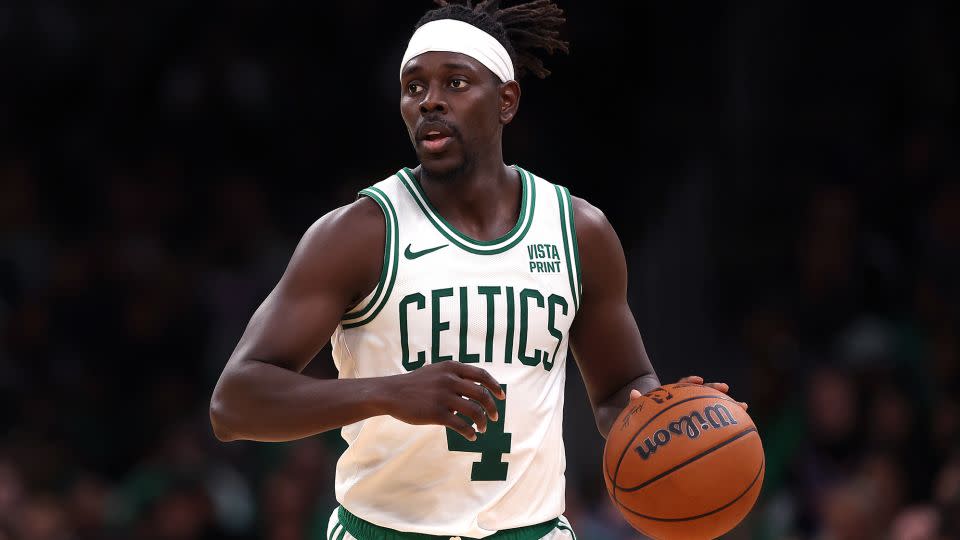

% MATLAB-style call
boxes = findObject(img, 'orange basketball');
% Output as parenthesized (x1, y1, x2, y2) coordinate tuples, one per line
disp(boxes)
(603, 383, 764, 539)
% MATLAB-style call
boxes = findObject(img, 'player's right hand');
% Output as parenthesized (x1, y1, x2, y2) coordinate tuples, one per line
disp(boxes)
(382, 362, 505, 441)
(627, 377, 749, 411)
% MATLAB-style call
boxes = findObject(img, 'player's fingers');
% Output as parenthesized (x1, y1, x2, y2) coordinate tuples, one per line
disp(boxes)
(455, 364, 505, 400)
(739, 401, 749, 411)
(457, 381, 499, 423)
(678, 375, 704, 385)
(703, 382, 730, 394)
(444, 412, 478, 441)
(449, 397, 488, 435)
(629, 389, 643, 401)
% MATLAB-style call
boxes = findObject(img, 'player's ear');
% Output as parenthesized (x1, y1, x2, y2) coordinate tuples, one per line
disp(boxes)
(499, 80, 521, 125)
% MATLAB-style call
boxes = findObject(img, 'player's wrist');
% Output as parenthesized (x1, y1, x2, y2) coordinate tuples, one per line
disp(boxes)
(360, 376, 401, 418)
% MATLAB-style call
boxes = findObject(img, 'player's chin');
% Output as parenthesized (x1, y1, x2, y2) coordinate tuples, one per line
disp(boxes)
(417, 151, 465, 179)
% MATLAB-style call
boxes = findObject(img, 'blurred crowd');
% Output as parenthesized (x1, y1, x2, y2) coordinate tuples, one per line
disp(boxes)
(737, 179, 960, 540)
(2, 0, 959, 539)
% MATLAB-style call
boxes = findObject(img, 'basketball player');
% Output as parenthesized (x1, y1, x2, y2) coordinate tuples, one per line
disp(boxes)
(210, 1, 742, 538)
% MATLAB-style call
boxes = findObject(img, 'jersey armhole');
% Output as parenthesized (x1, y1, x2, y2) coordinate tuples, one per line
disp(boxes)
(341, 187, 399, 329)
(555, 185, 583, 311)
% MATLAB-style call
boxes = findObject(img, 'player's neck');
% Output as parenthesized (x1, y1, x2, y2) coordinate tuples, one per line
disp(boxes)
(414, 160, 521, 242)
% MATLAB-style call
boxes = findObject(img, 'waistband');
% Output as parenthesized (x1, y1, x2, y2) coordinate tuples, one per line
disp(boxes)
(338, 506, 560, 540)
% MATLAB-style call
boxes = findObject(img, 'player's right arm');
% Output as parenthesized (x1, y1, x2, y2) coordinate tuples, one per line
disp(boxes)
(209, 197, 503, 443)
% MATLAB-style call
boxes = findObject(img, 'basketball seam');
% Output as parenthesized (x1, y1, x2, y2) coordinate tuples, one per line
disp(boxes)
(618, 427, 758, 492)
(609, 393, 742, 494)
(614, 455, 765, 523)
(605, 491, 654, 538)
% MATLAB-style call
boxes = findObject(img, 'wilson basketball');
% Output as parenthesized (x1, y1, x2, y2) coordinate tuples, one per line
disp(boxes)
(603, 383, 764, 539)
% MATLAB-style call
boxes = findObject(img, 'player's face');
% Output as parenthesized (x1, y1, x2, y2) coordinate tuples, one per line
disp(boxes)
(400, 51, 505, 178)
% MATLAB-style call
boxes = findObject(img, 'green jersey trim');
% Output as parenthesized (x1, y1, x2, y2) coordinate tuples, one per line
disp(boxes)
(342, 186, 399, 328)
(556, 522, 577, 539)
(396, 166, 536, 255)
(328, 522, 346, 540)
(563, 186, 583, 302)
(337, 506, 562, 540)
(555, 185, 582, 310)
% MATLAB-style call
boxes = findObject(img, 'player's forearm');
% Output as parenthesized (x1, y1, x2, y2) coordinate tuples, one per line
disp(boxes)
(595, 373, 661, 439)
(209, 358, 390, 442)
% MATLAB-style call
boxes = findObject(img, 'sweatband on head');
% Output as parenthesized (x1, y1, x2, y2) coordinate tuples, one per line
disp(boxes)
(400, 19, 515, 83)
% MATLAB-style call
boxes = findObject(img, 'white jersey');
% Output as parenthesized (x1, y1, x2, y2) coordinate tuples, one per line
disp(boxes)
(330, 166, 582, 538)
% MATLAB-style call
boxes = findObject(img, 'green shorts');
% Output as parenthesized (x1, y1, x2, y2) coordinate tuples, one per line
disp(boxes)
(326, 506, 577, 540)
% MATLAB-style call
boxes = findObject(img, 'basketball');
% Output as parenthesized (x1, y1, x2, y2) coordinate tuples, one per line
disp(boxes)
(603, 383, 764, 539)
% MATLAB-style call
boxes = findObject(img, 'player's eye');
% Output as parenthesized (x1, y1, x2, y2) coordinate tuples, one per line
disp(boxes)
(407, 83, 424, 94)
(450, 78, 469, 89)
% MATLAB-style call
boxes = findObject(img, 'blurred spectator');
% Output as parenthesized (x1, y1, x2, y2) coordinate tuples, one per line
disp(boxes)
(15, 494, 72, 540)
(65, 473, 109, 540)
(789, 367, 861, 535)
(889, 506, 939, 540)
(817, 481, 876, 540)
(0, 458, 25, 531)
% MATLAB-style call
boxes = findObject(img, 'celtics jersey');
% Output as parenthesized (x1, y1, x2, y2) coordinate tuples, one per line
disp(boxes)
(330, 166, 582, 539)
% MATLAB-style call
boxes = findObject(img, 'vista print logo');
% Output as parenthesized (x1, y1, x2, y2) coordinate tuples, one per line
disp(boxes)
(635, 403, 739, 460)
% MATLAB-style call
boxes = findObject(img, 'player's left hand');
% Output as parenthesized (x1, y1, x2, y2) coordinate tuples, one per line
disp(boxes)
(628, 375, 748, 410)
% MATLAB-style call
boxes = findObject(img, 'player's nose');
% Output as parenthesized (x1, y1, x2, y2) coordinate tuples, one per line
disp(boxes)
(419, 86, 448, 114)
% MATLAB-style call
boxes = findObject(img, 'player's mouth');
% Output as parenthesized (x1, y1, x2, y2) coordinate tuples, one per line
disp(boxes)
(422, 133, 452, 153)
(417, 122, 456, 154)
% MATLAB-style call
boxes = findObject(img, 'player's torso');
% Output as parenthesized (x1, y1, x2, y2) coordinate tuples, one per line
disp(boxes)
(331, 166, 582, 538)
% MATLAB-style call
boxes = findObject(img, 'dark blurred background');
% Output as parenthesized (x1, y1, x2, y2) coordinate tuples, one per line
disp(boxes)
(1, 1, 958, 539)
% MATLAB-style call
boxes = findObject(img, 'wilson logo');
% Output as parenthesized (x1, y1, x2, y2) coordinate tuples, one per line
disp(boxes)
(635, 403, 739, 460)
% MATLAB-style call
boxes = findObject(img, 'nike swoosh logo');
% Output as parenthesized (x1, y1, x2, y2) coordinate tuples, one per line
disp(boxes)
(404, 243, 449, 260)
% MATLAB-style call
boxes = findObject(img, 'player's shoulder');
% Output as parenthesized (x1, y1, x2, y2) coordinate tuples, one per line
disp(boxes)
(302, 170, 405, 242)
(527, 167, 613, 248)
(283, 177, 394, 297)
(295, 172, 403, 265)
(551, 192, 625, 295)
(523, 167, 608, 235)
(569, 195, 610, 239)
(304, 193, 383, 245)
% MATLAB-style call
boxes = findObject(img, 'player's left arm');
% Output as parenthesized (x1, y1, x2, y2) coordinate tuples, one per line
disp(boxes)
(567, 196, 741, 438)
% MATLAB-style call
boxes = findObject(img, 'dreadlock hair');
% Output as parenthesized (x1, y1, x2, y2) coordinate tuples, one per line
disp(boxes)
(415, 0, 569, 79)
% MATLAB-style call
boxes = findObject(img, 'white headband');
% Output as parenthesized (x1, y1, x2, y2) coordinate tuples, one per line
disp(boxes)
(400, 19, 515, 83)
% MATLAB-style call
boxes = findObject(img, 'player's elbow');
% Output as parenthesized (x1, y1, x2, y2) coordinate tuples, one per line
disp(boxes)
(595, 408, 616, 440)
(209, 391, 239, 442)
(596, 418, 609, 440)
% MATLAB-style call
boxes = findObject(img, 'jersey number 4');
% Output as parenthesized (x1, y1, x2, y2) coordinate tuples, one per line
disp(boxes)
(445, 384, 512, 481)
